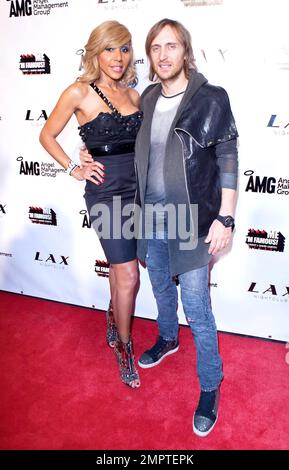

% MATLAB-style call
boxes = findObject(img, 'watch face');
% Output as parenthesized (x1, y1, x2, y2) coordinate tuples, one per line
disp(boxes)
(217, 215, 235, 230)
(224, 216, 234, 227)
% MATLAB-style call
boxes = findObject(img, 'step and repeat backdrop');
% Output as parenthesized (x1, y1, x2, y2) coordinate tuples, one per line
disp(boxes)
(0, 0, 288, 341)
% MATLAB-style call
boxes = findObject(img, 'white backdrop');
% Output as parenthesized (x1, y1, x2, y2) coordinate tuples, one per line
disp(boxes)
(0, 0, 288, 341)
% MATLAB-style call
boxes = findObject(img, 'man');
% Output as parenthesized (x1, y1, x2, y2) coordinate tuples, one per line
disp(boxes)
(134, 18, 238, 437)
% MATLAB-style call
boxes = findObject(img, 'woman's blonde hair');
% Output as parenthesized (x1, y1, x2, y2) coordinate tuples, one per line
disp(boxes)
(145, 18, 197, 82)
(78, 21, 136, 86)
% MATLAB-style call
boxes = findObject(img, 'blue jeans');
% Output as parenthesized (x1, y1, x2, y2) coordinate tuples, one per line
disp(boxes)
(145, 234, 223, 391)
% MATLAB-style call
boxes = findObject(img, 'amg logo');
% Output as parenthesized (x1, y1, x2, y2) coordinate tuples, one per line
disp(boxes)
(244, 171, 289, 196)
(245, 175, 276, 193)
(8, 0, 32, 17)
(17, 157, 40, 176)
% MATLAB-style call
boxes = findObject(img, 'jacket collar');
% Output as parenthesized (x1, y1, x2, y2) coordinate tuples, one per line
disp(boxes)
(137, 71, 208, 181)
(174, 70, 208, 122)
(144, 70, 208, 120)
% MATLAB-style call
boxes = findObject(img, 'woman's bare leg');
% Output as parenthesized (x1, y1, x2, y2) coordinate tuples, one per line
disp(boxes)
(110, 259, 140, 388)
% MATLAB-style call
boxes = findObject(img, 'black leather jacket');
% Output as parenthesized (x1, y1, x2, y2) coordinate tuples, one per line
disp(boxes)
(174, 82, 238, 236)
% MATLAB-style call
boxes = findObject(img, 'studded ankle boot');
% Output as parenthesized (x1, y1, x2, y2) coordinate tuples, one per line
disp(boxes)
(114, 336, 140, 388)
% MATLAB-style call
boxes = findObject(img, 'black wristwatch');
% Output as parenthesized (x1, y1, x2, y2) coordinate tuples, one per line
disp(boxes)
(216, 215, 235, 231)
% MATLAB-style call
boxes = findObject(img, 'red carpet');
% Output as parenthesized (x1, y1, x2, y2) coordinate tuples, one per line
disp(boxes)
(0, 291, 288, 450)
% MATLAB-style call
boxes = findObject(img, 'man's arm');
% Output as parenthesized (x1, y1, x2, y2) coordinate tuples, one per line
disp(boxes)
(205, 188, 236, 255)
(205, 138, 238, 255)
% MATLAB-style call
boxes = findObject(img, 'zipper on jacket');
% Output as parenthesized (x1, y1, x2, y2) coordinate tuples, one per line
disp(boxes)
(174, 127, 205, 151)
(174, 129, 196, 233)
(132, 160, 138, 215)
(131, 160, 139, 238)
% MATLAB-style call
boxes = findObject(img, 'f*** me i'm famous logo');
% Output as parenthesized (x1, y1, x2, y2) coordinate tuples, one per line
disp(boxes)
(29, 207, 57, 226)
(20, 53, 50, 74)
(245, 229, 285, 252)
(95, 260, 110, 278)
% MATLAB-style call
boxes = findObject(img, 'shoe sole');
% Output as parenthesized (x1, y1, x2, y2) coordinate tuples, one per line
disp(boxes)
(138, 345, 179, 369)
(192, 413, 218, 437)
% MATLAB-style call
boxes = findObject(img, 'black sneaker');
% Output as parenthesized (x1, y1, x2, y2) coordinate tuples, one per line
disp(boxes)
(138, 336, 179, 369)
(193, 387, 220, 437)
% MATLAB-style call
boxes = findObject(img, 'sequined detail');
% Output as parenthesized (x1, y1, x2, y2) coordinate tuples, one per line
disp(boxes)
(78, 83, 143, 143)
(78, 111, 143, 143)
(114, 336, 140, 388)
(193, 388, 220, 437)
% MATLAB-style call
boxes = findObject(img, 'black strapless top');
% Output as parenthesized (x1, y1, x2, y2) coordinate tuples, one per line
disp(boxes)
(78, 84, 143, 200)
(78, 110, 143, 148)
(79, 112, 143, 201)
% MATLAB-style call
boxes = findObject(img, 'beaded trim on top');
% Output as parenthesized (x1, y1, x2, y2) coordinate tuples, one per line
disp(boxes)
(78, 83, 143, 142)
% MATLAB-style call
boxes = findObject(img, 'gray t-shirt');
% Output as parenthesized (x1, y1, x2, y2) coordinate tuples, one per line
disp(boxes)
(145, 92, 183, 205)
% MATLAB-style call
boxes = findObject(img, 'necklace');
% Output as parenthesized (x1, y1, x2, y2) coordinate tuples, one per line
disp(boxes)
(160, 90, 186, 99)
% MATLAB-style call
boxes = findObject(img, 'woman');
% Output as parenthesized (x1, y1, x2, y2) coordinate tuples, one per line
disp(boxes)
(39, 21, 142, 388)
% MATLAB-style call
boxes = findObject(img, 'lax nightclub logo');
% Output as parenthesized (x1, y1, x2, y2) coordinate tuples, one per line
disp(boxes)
(267, 114, 289, 136)
(17, 156, 65, 177)
(7, 0, 69, 17)
(97, 0, 142, 10)
(244, 170, 289, 196)
(20, 54, 50, 75)
(0, 204, 7, 217)
(95, 260, 110, 278)
(180, 0, 222, 6)
(248, 282, 289, 303)
(245, 229, 285, 252)
(25, 110, 47, 125)
(35, 251, 69, 270)
(29, 207, 57, 226)
(0, 251, 12, 258)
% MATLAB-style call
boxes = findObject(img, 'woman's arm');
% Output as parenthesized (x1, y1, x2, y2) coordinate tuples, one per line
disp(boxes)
(78, 87, 140, 183)
(39, 83, 92, 181)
